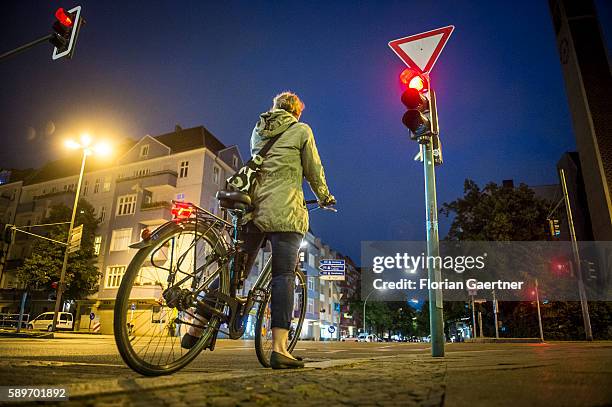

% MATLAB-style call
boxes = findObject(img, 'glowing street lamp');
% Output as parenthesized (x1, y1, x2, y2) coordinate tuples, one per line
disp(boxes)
(51, 135, 112, 332)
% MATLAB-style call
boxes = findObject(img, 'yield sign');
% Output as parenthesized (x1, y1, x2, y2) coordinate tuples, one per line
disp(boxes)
(388, 25, 454, 74)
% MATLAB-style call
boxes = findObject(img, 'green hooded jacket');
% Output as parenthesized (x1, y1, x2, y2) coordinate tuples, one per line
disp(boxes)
(248, 109, 333, 234)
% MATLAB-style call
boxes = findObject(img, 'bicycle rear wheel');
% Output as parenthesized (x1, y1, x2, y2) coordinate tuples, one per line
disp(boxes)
(114, 221, 229, 376)
(254, 267, 306, 367)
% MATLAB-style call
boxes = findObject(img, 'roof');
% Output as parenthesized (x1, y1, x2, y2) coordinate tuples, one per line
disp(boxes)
(153, 126, 226, 154)
(20, 125, 227, 186)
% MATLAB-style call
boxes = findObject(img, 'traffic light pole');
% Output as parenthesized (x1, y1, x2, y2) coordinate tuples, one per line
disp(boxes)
(422, 139, 445, 357)
(51, 150, 87, 332)
(559, 168, 593, 341)
(0, 34, 53, 62)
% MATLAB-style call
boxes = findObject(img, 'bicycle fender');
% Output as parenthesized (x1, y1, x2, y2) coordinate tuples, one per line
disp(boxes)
(128, 221, 183, 249)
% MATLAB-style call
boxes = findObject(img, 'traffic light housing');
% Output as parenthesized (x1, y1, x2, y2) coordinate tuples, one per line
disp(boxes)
(548, 218, 561, 239)
(2, 224, 14, 245)
(50, 6, 83, 60)
(400, 69, 433, 143)
(549, 256, 571, 276)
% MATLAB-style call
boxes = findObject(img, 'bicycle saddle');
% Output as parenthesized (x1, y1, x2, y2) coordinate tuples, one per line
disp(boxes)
(216, 190, 252, 211)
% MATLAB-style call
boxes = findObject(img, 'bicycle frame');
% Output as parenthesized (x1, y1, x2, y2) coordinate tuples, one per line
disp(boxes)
(143, 201, 275, 341)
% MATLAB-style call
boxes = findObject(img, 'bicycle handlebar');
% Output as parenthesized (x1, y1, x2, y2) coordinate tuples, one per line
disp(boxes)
(305, 199, 337, 213)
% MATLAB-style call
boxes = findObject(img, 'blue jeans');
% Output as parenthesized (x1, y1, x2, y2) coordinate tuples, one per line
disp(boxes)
(239, 222, 303, 330)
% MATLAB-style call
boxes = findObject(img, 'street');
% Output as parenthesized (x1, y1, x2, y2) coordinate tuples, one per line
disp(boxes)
(0, 335, 611, 406)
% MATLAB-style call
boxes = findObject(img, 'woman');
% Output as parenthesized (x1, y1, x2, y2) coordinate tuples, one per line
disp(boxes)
(183, 91, 335, 369)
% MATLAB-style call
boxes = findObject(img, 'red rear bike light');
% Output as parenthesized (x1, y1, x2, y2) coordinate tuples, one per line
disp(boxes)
(171, 202, 194, 219)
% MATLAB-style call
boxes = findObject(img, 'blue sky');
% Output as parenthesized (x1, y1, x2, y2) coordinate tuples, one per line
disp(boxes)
(2, 1, 611, 261)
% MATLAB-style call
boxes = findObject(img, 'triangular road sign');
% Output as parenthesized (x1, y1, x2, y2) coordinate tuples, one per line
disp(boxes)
(388, 25, 454, 73)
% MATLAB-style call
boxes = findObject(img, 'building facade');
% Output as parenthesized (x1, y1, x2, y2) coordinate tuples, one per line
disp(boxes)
(0, 125, 359, 338)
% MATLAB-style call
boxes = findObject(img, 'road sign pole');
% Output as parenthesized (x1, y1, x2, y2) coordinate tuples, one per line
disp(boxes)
(471, 295, 477, 339)
(534, 279, 544, 342)
(422, 139, 445, 357)
(51, 149, 87, 332)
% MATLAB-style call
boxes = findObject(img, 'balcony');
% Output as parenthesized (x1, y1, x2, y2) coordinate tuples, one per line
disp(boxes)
(139, 201, 172, 226)
(117, 170, 177, 194)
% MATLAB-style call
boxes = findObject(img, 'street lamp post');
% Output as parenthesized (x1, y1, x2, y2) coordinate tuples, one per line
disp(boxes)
(363, 288, 376, 335)
(51, 135, 110, 332)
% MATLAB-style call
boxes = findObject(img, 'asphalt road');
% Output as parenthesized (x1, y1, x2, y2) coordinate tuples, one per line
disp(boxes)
(0, 334, 434, 382)
(1, 335, 611, 406)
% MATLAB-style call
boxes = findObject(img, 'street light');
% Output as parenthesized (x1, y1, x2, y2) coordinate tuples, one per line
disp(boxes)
(363, 288, 377, 335)
(51, 135, 111, 332)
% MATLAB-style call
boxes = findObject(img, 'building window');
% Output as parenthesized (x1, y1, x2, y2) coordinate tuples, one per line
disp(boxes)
(82, 180, 88, 196)
(308, 253, 315, 268)
(105, 265, 126, 288)
(299, 251, 305, 262)
(308, 277, 315, 291)
(99, 206, 106, 222)
(307, 298, 315, 314)
(116, 194, 137, 216)
(110, 228, 132, 251)
(94, 236, 102, 255)
(140, 144, 149, 158)
(103, 176, 111, 192)
(213, 166, 220, 184)
(94, 178, 101, 194)
(179, 161, 189, 178)
(232, 155, 239, 168)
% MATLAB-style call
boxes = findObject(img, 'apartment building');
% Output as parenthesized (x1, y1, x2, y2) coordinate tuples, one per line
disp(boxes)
(0, 124, 359, 337)
(0, 126, 242, 331)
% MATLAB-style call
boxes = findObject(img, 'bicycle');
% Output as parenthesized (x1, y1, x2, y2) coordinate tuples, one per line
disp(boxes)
(113, 189, 335, 376)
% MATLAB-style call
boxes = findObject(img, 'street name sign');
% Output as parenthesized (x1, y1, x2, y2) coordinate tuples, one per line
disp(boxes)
(67, 224, 83, 253)
(388, 25, 454, 73)
(319, 259, 345, 281)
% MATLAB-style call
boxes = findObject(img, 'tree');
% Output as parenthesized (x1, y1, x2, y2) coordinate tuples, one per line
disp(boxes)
(441, 179, 550, 241)
(16, 199, 101, 301)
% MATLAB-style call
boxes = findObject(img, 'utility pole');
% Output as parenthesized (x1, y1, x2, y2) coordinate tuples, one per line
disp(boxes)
(492, 290, 499, 339)
(559, 168, 593, 341)
(534, 279, 544, 342)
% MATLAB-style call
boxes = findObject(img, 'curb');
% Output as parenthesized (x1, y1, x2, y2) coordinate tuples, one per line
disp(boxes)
(0, 331, 54, 339)
(466, 338, 544, 344)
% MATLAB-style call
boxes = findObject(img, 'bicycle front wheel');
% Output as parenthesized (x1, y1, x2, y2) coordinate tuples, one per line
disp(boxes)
(254, 267, 306, 367)
(114, 221, 229, 376)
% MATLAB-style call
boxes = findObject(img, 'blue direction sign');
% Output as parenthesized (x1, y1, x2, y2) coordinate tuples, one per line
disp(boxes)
(319, 259, 346, 281)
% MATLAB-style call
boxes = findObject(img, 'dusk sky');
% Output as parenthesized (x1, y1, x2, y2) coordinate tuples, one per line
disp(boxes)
(2, 1, 611, 262)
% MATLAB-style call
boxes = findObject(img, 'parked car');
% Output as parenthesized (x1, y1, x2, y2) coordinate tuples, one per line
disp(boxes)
(340, 335, 359, 342)
(27, 312, 73, 332)
(357, 333, 382, 342)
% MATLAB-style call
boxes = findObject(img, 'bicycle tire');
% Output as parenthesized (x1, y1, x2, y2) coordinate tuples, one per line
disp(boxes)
(254, 267, 307, 368)
(114, 220, 229, 376)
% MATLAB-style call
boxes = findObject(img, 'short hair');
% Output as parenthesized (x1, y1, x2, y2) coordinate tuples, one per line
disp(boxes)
(272, 91, 305, 118)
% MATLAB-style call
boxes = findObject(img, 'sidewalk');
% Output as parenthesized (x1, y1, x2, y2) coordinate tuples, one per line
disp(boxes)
(54, 341, 610, 406)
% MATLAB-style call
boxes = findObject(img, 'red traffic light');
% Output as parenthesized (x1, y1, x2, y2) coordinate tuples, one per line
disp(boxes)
(51, 281, 59, 289)
(399, 68, 428, 92)
(55, 8, 73, 27)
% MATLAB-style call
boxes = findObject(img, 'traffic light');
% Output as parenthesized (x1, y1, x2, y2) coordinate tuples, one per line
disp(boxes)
(50, 6, 83, 60)
(400, 68, 432, 142)
(550, 256, 571, 276)
(548, 218, 561, 239)
(2, 224, 14, 245)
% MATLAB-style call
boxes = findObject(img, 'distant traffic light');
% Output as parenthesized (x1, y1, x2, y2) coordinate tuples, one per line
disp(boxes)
(399, 68, 433, 143)
(548, 218, 561, 239)
(50, 6, 83, 60)
(2, 224, 14, 245)
(550, 256, 571, 276)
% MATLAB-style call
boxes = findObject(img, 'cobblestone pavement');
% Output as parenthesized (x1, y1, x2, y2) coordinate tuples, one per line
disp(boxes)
(1, 338, 610, 406)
